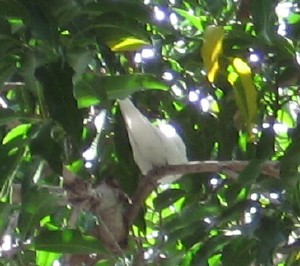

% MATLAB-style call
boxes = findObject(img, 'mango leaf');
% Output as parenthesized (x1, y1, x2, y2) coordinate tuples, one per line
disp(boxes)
(163, 202, 221, 231)
(35, 60, 83, 144)
(32, 229, 107, 254)
(0, 138, 26, 197)
(91, 13, 149, 43)
(277, 107, 295, 129)
(167, 221, 208, 248)
(201, 25, 225, 83)
(280, 122, 300, 187)
(288, 13, 300, 24)
(173, 8, 204, 31)
(2, 124, 31, 144)
(0, 109, 39, 127)
(30, 122, 62, 174)
(191, 235, 230, 264)
(74, 74, 169, 108)
(222, 237, 255, 266)
(19, 0, 59, 45)
(18, 186, 61, 239)
(0, 203, 14, 236)
(224, 161, 263, 205)
(153, 189, 186, 211)
(0, 60, 16, 85)
(67, 49, 93, 82)
(254, 216, 287, 265)
(83, 0, 151, 23)
(108, 37, 148, 52)
(36, 251, 61, 266)
(228, 58, 257, 133)
(250, 0, 277, 43)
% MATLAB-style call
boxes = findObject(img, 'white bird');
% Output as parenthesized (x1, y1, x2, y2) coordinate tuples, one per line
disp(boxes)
(118, 98, 188, 184)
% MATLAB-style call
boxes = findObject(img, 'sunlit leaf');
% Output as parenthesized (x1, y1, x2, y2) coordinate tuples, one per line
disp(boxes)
(288, 13, 300, 24)
(228, 57, 257, 133)
(36, 251, 61, 266)
(277, 108, 295, 128)
(3, 124, 31, 144)
(173, 8, 204, 31)
(201, 25, 225, 82)
(108, 37, 148, 52)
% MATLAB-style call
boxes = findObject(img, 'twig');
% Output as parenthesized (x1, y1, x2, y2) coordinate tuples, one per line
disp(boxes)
(127, 160, 279, 225)
(1, 82, 25, 93)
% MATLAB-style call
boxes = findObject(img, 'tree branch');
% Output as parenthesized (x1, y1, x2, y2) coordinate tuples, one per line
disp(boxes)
(1, 82, 25, 93)
(126, 160, 279, 226)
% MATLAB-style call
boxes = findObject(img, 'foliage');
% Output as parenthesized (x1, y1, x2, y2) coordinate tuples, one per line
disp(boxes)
(1, 0, 300, 265)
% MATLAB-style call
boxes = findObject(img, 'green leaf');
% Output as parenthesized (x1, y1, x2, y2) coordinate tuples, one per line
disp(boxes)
(287, 13, 300, 24)
(225, 160, 263, 204)
(35, 60, 83, 144)
(84, 0, 151, 23)
(280, 122, 300, 187)
(191, 235, 230, 265)
(173, 8, 204, 31)
(18, 0, 59, 45)
(67, 49, 93, 82)
(250, 0, 277, 43)
(0, 0, 29, 18)
(0, 203, 14, 236)
(222, 237, 255, 266)
(0, 109, 38, 127)
(163, 202, 221, 231)
(0, 139, 25, 197)
(18, 186, 61, 239)
(256, 127, 275, 160)
(254, 216, 287, 265)
(36, 251, 61, 266)
(79, 13, 149, 46)
(3, 123, 31, 144)
(153, 189, 186, 211)
(74, 73, 169, 108)
(30, 122, 63, 174)
(169, 221, 208, 249)
(217, 200, 254, 226)
(32, 229, 107, 254)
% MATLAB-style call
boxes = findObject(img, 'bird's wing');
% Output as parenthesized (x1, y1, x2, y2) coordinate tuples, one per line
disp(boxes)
(119, 98, 188, 183)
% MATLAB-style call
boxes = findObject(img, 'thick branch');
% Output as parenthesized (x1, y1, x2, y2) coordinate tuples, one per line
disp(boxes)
(127, 160, 279, 225)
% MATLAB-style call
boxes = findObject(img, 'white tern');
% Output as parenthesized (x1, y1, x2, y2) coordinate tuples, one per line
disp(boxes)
(119, 98, 188, 183)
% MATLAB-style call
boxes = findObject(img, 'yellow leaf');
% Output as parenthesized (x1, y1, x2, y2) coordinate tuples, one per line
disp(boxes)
(233, 58, 251, 75)
(229, 58, 257, 133)
(201, 26, 225, 82)
(108, 38, 148, 52)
